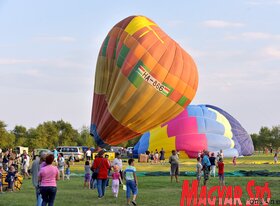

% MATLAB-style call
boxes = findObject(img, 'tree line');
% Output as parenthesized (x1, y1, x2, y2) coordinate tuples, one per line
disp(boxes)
(0, 120, 140, 150)
(1, 119, 279, 151)
(251, 125, 280, 151)
(0, 120, 97, 150)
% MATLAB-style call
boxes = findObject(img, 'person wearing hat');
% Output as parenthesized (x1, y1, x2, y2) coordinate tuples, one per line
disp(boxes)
(92, 150, 110, 198)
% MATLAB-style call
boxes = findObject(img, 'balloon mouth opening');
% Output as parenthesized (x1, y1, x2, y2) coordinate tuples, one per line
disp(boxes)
(90, 124, 109, 148)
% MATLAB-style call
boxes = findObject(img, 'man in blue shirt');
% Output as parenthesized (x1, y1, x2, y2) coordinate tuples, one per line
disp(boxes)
(202, 151, 211, 186)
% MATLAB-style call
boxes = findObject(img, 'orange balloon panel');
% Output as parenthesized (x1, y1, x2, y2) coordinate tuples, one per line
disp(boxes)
(91, 16, 198, 147)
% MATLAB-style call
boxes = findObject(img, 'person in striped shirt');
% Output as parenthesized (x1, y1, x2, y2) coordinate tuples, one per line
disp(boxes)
(124, 159, 138, 206)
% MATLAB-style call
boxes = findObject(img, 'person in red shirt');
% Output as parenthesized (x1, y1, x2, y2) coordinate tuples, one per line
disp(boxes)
(92, 150, 110, 198)
(217, 158, 225, 186)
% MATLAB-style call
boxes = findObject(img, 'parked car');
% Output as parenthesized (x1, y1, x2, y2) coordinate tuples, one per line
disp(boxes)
(14, 146, 29, 155)
(56, 146, 84, 162)
(110, 146, 123, 153)
(34, 148, 51, 156)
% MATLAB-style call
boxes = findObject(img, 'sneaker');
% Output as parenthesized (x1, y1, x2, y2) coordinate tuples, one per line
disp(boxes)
(131, 200, 137, 206)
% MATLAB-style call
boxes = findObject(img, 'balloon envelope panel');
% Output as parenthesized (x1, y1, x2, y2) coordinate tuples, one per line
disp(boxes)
(91, 16, 198, 147)
(134, 105, 254, 158)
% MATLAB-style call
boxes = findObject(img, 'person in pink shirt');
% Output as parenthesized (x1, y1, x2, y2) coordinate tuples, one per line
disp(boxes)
(38, 154, 60, 206)
(111, 165, 123, 198)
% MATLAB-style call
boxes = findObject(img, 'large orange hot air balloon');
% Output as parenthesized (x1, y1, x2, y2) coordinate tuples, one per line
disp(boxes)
(91, 15, 198, 147)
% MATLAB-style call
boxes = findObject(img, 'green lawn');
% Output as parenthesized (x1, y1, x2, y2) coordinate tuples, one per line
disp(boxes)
(1, 154, 280, 206)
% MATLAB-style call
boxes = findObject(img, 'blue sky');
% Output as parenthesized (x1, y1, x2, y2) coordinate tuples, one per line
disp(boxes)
(0, 0, 280, 133)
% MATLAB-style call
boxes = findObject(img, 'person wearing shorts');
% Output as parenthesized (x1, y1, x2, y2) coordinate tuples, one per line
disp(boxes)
(169, 150, 179, 183)
(124, 159, 138, 206)
(218, 158, 225, 186)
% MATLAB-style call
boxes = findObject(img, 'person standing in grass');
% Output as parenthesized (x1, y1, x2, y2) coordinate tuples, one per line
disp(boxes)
(6, 165, 17, 192)
(0, 165, 3, 193)
(84, 161, 91, 189)
(21, 150, 30, 179)
(57, 153, 65, 181)
(65, 160, 70, 180)
(124, 158, 138, 206)
(111, 165, 123, 198)
(159, 148, 165, 164)
(232, 156, 237, 166)
(209, 153, 216, 177)
(92, 150, 110, 199)
(112, 153, 123, 181)
(31, 152, 46, 206)
(274, 152, 278, 164)
(38, 154, 60, 206)
(169, 150, 179, 183)
(196, 157, 202, 185)
(202, 151, 211, 186)
(217, 158, 225, 186)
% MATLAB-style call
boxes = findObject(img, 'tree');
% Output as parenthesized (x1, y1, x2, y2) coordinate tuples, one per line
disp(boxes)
(12, 125, 28, 146)
(55, 120, 79, 146)
(251, 133, 260, 150)
(0, 120, 15, 148)
(271, 125, 280, 149)
(258, 127, 271, 148)
(77, 126, 96, 147)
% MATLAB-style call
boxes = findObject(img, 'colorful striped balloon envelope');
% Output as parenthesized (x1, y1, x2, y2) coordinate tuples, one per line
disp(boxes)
(133, 104, 254, 158)
(90, 16, 198, 147)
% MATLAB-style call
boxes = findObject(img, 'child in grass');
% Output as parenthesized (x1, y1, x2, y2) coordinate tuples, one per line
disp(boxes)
(124, 158, 138, 206)
(232, 156, 237, 166)
(274, 153, 278, 164)
(111, 165, 123, 198)
(6, 165, 17, 191)
(65, 161, 70, 180)
(217, 158, 225, 186)
(84, 161, 91, 189)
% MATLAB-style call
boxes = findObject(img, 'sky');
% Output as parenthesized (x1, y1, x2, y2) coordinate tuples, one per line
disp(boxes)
(0, 0, 280, 134)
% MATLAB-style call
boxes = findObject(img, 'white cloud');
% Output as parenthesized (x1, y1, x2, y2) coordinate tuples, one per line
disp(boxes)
(202, 20, 244, 28)
(0, 58, 33, 65)
(34, 36, 76, 43)
(226, 32, 280, 40)
(242, 32, 272, 39)
(22, 69, 42, 77)
(263, 46, 280, 58)
(166, 20, 185, 28)
(0, 58, 88, 69)
(246, 0, 280, 5)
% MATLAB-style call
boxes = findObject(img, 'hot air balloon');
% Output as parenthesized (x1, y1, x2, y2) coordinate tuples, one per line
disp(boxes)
(91, 16, 198, 147)
(133, 104, 254, 158)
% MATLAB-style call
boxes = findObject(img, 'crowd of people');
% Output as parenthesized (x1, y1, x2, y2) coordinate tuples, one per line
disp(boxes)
(144, 148, 166, 164)
(195, 150, 226, 186)
(0, 148, 31, 192)
(0, 146, 279, 205)
(89, 151, 138, 205)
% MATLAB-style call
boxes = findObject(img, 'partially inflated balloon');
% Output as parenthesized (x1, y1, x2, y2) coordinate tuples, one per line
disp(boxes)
(91, 16, 198, 146)
(133, 105, 254, 158)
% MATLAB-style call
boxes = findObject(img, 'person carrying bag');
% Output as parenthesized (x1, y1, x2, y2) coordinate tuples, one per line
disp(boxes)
(91, 158, 103, 180)
(92, 150, 110, 198)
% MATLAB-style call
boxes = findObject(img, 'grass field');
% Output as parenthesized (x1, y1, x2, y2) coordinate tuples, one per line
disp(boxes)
(1, 154, 280, 206)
